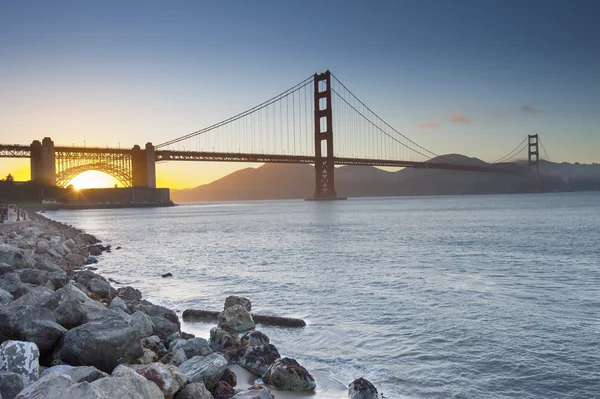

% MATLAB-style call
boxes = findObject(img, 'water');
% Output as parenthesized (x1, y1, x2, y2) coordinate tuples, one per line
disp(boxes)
(44, 192, 600, 398)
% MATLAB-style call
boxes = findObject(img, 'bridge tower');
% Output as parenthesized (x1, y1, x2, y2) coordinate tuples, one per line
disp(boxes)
(528, 134, 539, 176)
(30, 137, 56, 185)
(131, 143, 157, 188)
(311, 70, 343, 200)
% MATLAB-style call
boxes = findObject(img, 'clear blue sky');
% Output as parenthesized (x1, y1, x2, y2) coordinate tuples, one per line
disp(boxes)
(1, 0, 598, 186)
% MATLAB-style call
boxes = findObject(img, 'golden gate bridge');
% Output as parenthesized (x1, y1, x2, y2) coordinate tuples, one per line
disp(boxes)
(0, 70, 551, 200)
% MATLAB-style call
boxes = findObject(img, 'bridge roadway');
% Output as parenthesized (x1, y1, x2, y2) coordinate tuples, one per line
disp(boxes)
(1, 144, 522, 174)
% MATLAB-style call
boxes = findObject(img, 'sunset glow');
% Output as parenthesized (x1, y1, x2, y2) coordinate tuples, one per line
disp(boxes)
(68, 171, 119, 190)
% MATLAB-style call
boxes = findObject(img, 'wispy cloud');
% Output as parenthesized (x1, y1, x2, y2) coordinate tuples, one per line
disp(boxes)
(450, 113, 469, 123)
(418, 122, 440, 130)
(522, 105, 541, 115)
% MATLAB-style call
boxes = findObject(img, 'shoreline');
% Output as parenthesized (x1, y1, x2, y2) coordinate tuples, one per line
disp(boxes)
(0, 212, 377, 398)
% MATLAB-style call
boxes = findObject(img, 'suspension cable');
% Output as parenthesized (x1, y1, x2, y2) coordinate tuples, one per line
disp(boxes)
(492, 136, 528, 163)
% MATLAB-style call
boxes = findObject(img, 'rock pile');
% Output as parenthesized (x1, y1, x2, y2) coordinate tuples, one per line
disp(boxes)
(0, 214, 381, 398)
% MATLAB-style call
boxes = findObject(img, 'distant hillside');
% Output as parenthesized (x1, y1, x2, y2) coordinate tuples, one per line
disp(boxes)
(170, 155, 600, 202)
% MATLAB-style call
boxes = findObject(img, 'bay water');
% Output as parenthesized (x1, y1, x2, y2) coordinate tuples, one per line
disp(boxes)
(45, 192, 600, 398)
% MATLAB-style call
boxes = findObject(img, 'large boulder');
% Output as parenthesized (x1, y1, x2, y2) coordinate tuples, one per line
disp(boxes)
(0, 287, 13, 305)
(41, 283, 110, 329)
(41, 365, 108, 383)
(0, 341, 40, 384)
(0, 262, 13, 276)
(129, 311, 155, 338)
(230, 388, 274, 399)
(217, 305, 255, 332)
(240, 331, 269, 347)
(0, 273, 23, 295)
(47, 270, 68, 290)
(175, 382, 214, 399)
(348, 378, 379, 399)
(17, 269, 48, 286)
(0, 306, 62, 358)
(88, 278, 116, 300)
(13, 374, 94, 399)
(263, 357, 316, 391)
(170, 337, 213, 358)
(223, 295, 251, 312)
(8, 286, 53, 308)
(179, 353, 228, 390)
(0, 371, 25, 399)
(18, 319, 66, 359)
(91, 368, 163, 399)
(36, 240, 49, 254)
(59, 318, 144, 373)
(209, 328, 241, 353)
(132, 363, 187, 399)
(0, 245, 33, 269)
(151, 315, 180, 339)
(238, 344, 280, 378)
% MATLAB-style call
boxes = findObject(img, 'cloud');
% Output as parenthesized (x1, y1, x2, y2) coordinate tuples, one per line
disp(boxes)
(449, 113, 469, 123)
(494, 112, 509, 118)
(418, 122, 440, 130)
(522, 105, 541, 115)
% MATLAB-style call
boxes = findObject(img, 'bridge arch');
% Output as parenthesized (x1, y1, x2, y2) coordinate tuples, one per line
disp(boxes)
(56, 162, 133, 188)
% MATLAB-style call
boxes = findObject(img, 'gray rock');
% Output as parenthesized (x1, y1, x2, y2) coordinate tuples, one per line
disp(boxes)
(41, 283, 109, 329)
(263, 357, 316, 391)
(17, 270, 48, 286)
(132, 362, 187, 399)
(151, 315, 180, 339)
(117, 286, 142, 302)
(129, 311, 155, 338)
(109, 296, 129, 313)
(33, 258, 61, 273)
(240, 331, 269, 347)
(142, 335, 168, 358)
(217, 305, 255, 332)
(18, 320, 66, 359)
(171, 349, 187, 366)
(134, 300, 180, 328)
(0, 288, 13, 305)
(47, 271, 67, 290)
(135, 348, 158, 365)
(174, 382, 214, 399)
(64, 253, 84, 267)
(41, 365, 108, 383)
(59, 318, 144, 373)
(0, 273, 22, 296)
(224, 295, 251, 312)
(35, 241, 49, 255)
(0, 245, 33, 269)
(0, 371, 24, 399)
(0, 341, 40, 385)
(230, 388, 273, 399)
(62, 239, 76, 251)
(170, 337, 213, 359)
(179, 353, 228, 390)
(0, 263, 13, 276)
(0, 306, 60, 358)
(348, 378, 379, 399)
(14, 374, 76, 399)
(209, 328, 240, 352)
(88, 278, 115, 300)
(238, 344, 280, 378)
(91, 373, 163, 399)
(8, 286, 53, 308)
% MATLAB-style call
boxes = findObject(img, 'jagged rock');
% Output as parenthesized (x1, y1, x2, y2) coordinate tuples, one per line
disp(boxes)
(0, 305, 62, 358)
(211, 381, 235, 399)
(175, 382, 214, 399)
(170, 337, 213, 358)
(117, 286, 142, 302)
(209, 328, 240, 352)
(13, 374, 78, 399)
(34, 258, 61, 273)
(230, 388, 273, 399)
(8, 286, 53, 308)
(217, 305, 255, 332)
(135, 348, 158, 364)
(88, 278, 116, 300)
(41, 365, 108, 383)
(129, 311, 155, 338)
(62, 239, 76, 251)
(263, 357, 316, 391)
(0, 371, 25, 399)
(161, 272, 173, 278)
(36, 240, 49, 254)
(142, 335, 168, 358)
(0, 287, 13, 305)
(132, 362, 188, 399)
(179, 353, 228, 390)
(134, 300, 180, 327)
(0, 245, 33, 269)
(59, 318, 144, 373)
(240, 331, 269, 347)
(219, 368, 237, 387)
(109, 296, 129, 313)
(171, 349, 187, 366)
(0, 262, 13, 276)
(18, 320, 67, 359)
(0, 341, 40, 384)
(238, 344, 280, 378)
(151, 315, 180, 339)
(65, 253, 85, 267)
(0, 273, 23, 295)
(17, 269, 47, 286)
(47, 270, 67, 289)
(91, 374, 163, 399)
(224, 295, 251, 312)
(348, 378, 379, 399)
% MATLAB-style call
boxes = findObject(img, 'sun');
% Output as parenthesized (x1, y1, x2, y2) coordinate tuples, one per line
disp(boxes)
(68, 171, 120, 190)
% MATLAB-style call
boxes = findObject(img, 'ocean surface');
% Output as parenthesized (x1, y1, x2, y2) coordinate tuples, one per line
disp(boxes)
(44, 192, 600, 398)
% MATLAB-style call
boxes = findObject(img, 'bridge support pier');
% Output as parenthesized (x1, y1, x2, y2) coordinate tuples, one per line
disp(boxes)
(308, 70, 345, 201)
(132, 143, 156, 188)
(30, 137, 56, 185)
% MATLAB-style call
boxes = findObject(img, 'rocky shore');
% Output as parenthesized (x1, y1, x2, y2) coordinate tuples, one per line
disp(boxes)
(0, 214, 381, 398)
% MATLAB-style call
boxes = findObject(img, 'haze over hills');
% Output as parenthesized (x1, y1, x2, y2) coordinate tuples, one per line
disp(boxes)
(170, 154, 600, 202)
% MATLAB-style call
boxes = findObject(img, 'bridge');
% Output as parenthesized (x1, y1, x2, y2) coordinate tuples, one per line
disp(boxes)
(0, 70, 550, 200)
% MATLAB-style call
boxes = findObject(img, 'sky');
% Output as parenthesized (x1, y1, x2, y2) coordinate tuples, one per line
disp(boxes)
(1, 0, 599, 188)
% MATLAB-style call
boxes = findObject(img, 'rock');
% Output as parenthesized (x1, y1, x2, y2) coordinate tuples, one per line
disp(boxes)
(47, 270, 67, 289)
(0, 288, 13, 305)
(109, 296, 129, 313)
(171, 349, 187, 366)
(17, 269, 47, 286)
(134, 300, 180, 327)
(0, 371, 25, 399)
(0, 263, 13, 276)
(161, 272, 173, 278)
(209, 328, 241, 352)
(224, 296, 251, 312)
(91, 374, 163, 399)
(117, 286, 142, 302)
(34, 258, 61, 273)
(88, 278, 116, 300)
(62, 239, 76, 251)
(240, 331, 269, 347)
(64, 253, 85, 267)
(0, 306, 61, 359)
(0, 341, 40, 384)
(129, 311, 155, 338)
(0, 245, 33, 269)
(219, 368, 237, 387)
(238, 344, 280, 378)
(133, 362, 187, 399)
(263, 357, 316, 391)
(142, 336, 168, 358)
(175, 382, 214, 399)
(41, 365, 108, 383)
(8, 286, 53, 308)
(18, 319, 66, 359)
(135, 348, 158, 364)
(211, 381, 235, 399)
(179, 353, 228, 390)
(0, 273, 23, 295)
(230, 388, 273, 399)
(348, 378, 378, 399)
(170, 337, 213, 359)
(36, 240, 49, 254)
(59, 318, 144, 373)
(217, 305, 255, 332)
(13, 374, 77, 399)
(151, 315, 180, 339)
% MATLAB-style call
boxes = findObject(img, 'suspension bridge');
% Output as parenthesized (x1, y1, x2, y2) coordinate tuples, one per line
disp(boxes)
(0, 70, 551, 200)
